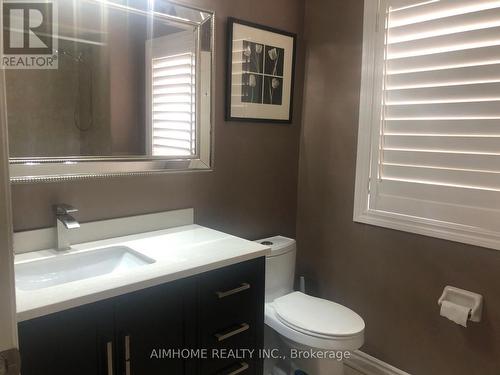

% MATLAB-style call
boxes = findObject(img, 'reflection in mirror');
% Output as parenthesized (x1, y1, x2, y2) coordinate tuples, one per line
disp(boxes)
(6, 0, 213, 166)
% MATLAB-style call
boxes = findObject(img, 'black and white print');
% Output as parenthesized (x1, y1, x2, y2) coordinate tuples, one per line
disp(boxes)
(264, 45, 284, 76)
(241, 42, 284, 106)
(263, 76, 282, 105)
(242, 40, 264, 73)
(241, 72, 263, 103)
(227, 18, 296, 122)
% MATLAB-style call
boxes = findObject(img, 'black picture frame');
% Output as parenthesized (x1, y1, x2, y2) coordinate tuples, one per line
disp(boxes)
(225, 17, 297, 123)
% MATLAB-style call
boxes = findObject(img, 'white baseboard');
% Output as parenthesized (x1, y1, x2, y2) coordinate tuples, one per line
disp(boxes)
(345, 350, 411, 375)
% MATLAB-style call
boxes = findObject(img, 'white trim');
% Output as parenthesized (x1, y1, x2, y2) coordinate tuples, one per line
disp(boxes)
(0, 68, 18, 350)
(14, 208, 194, 254)
(345, 350, 412, 375)
(353, 0, 381, 221)
(357, 209, 500, 251)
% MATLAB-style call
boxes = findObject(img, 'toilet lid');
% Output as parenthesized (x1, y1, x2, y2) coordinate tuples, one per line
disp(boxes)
(273, 292, 365, 337)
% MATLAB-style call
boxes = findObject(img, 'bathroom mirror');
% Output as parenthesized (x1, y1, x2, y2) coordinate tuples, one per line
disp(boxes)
(6, 0, 214, 182)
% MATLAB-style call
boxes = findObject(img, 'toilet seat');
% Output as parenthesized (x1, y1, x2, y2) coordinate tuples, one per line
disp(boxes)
(265, 303, 364, 351)
(264, 292, 365, 351)
(273, 292, 365, 339)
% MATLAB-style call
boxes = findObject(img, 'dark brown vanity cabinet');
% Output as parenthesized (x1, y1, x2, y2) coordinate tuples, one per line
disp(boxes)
(197, 258, 265, 375)
(18, 257, 265, 375)
(18, 298, 115, 375)
(113, 278, 197, 375)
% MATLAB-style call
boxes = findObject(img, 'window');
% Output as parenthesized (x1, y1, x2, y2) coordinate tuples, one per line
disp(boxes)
(354, 0, 500, 250)
(146, 31, 196, 157)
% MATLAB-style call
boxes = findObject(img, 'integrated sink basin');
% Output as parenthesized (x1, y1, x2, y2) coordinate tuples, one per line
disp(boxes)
(15, 246, 156, 291)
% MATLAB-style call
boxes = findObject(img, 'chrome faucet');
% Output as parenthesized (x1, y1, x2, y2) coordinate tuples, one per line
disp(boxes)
(54, 204, 80, 251)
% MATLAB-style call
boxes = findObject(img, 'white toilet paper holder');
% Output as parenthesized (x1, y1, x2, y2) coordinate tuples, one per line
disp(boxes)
(438, 286, 483, 323)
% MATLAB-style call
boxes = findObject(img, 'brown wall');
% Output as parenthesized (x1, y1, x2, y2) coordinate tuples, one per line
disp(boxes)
(109, 8, 146, 155)
(11, 0, 305, 241)
(296, 1, 500, 375)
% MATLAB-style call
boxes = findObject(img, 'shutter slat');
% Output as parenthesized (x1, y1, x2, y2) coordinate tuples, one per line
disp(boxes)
(154, 138, 191, 148)
(153, 85, 193, 95)
(153, 93, 192, 103)
(153, 147, 192, 156)
(387, 82, 500, 103)
(153, 75, 193, 86)
(153, 57, 192, 69)
(153, 64, 192, 76)
(386, 100, 500, 118)
(152, 127, 192, 133)
(387, 45, 500, 74)
(385, 119, 500, 135)
(384, 149, 500, 171)
(378, 179, 500, 210)
(388, 7, 500, 44)
(153, 103, 192, 112)
(387, 63, 500, 89)
(382, 164, 500, 190)
(153, 113, 192, 121)
(384, 135, 500, 153)
(154, 136, 192, 142)
(153, 121, 192, 130)
(387, 26, 500, 59)
(388, 0, 500, 27)
(153, 131, 192, 141)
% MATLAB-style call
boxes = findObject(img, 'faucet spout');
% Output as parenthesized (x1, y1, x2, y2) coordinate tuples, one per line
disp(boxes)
(58, 214, 80, 229)
(53, 204, 80, 251)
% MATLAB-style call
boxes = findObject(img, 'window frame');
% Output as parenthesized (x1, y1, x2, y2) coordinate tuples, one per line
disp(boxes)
(353, 0, 500, 251)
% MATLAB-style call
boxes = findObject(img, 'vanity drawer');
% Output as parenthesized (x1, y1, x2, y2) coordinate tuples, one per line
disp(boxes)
(214, 360, 255, 375)
(200, 301, 257, 338)
(202, 321, 255, 349)
(203, 359, 256, 375)
(199, 326, 256, 375)
(197, 257, 265, 316)
(199, 319, 258, 375)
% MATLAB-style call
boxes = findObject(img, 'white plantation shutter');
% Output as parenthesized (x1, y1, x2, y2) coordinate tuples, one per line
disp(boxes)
(152, 53, 196, 156)
(355, 0, 500, 249)
(146, 32, 196, 157)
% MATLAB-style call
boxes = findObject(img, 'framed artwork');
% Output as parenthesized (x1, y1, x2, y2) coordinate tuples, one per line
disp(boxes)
(226, 18, 297, 123)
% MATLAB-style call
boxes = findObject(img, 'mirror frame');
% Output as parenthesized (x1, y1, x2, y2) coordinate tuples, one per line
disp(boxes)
(5, 0, 215, 183)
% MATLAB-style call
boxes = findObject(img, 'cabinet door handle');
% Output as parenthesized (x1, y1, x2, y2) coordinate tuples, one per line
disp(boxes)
(125, 335, 131, 375)
(214, 323, 250, 342)
(218, 361, 249, 375)
(216, 283, 251, 299)
(106, 341, 113, 375)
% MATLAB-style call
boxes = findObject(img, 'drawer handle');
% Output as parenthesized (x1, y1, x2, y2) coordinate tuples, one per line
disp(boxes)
(216, 283, 251, 299)
(214, 323, 250, 342)
(125, 335, 131, 375)
(106, 341, 113, 375)
(218, 361, 249, 375)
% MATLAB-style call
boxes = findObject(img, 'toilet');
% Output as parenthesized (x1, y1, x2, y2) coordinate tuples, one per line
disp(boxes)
(257, 236, 365, 375)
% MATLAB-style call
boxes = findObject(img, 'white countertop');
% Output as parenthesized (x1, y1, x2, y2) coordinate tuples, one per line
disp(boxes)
(15, 224, 270, 322)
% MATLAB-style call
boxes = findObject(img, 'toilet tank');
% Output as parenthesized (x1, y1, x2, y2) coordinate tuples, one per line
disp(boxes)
(255, 236, 296, 303)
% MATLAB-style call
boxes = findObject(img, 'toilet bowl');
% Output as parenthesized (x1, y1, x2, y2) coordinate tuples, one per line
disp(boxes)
(257, 236, 365, 375)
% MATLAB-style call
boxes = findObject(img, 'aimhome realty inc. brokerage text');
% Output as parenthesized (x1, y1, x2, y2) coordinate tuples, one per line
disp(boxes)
(150, 348, 352, 361)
